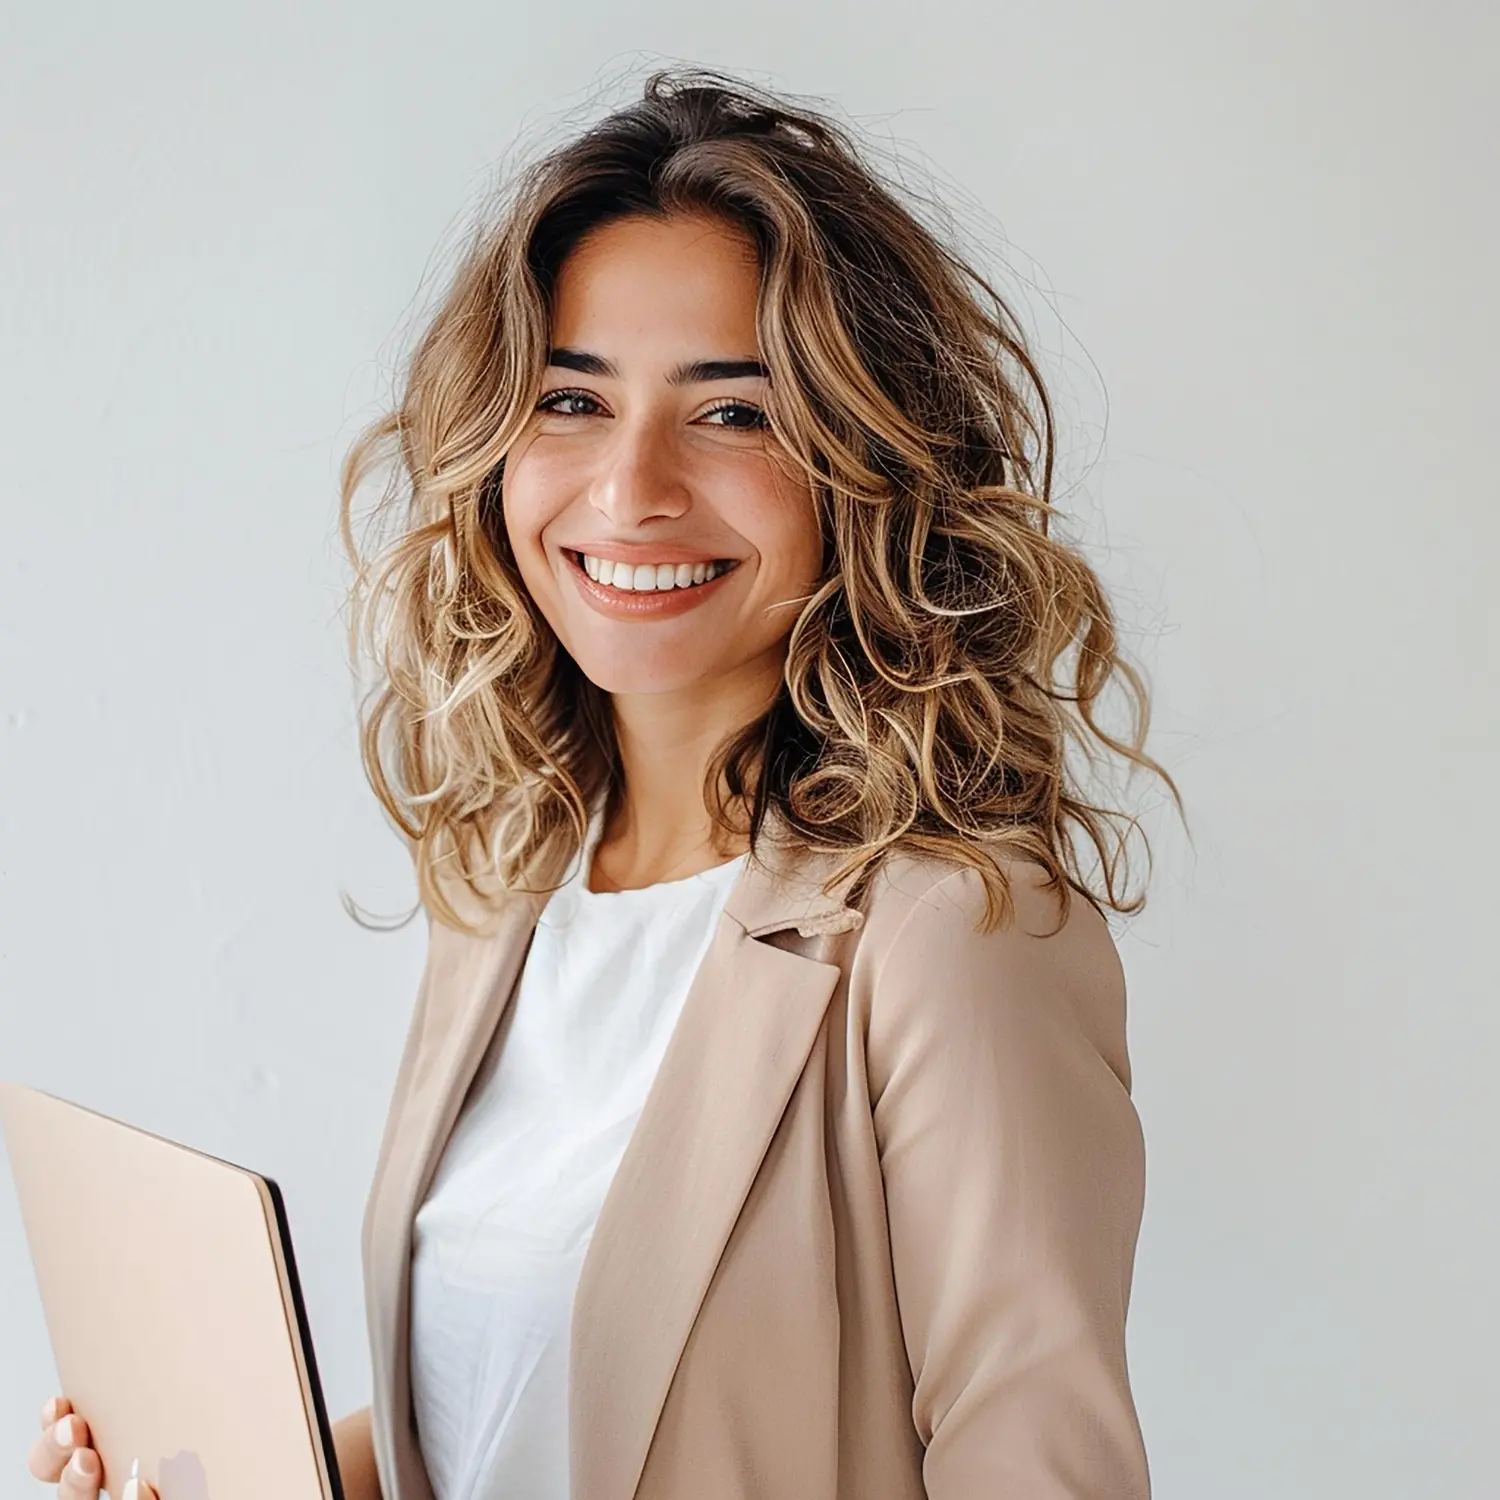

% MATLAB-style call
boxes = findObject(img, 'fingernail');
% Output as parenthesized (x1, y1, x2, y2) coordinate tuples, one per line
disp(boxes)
(122, 1455, 141, 1500)
(52, 1415, 75, 1447)
(68, 1447, 95, 1478)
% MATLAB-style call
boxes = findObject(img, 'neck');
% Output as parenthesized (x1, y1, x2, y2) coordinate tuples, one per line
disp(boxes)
(596, 658, 779, 886)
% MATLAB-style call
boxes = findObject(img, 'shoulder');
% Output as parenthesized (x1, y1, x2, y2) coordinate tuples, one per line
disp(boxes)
(851, 850, 1131, 1091)
(857, 847, 1120, 970)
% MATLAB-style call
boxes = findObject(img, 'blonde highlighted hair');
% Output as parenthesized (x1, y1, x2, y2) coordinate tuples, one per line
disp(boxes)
(339, 66, 1185, 936)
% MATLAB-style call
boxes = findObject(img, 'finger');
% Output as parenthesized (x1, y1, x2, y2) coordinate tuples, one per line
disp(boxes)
(55, 1444, 103, 1498)
(38, 1394, 73, 1430)
(118, 1457, 159, 1500)
(25, 1411, 89, 1483)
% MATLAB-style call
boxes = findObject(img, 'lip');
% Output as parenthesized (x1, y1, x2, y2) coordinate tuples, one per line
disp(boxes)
(562, 547, 742, 620)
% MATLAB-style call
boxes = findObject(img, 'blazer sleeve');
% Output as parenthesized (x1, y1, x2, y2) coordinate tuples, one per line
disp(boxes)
(864, 862, 1151, 1498)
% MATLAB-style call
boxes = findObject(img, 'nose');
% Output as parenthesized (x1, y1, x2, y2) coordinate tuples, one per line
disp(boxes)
(587, 415, 692, 527)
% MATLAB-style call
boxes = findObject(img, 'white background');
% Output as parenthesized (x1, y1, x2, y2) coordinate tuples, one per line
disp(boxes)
(2, 3, 1496, 1496)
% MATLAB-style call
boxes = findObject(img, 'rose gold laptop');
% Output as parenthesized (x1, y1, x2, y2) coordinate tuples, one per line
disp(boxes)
(0, 1082, 344, 1500)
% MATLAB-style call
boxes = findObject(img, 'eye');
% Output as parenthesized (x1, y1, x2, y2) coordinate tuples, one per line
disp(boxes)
(698, 399, 770, 432)
(536, 387, 605, 417)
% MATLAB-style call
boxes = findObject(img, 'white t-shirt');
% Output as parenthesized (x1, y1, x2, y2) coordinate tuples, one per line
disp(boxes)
(407, 804, 749, 1500)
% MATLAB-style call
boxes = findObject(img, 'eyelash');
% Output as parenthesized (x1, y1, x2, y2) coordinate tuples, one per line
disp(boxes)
(535, 387, 769, 431)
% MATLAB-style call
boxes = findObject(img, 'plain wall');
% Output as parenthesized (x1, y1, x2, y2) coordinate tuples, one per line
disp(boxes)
(2, 3, 1496, 1495)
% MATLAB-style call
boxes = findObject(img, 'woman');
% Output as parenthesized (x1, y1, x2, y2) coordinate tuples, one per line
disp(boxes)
(29, 67, 1181, 1500)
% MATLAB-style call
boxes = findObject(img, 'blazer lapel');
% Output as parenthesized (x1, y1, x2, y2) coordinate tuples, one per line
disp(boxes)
(567, 814, 866, 1500)
(398, 889, 547, 1241)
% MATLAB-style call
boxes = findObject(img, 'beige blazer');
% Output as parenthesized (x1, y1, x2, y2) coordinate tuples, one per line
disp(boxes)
(360, 807, 1151, 1500)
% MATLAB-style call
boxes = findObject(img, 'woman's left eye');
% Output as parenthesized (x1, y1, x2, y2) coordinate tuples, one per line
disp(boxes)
(699, 400, 769, 431)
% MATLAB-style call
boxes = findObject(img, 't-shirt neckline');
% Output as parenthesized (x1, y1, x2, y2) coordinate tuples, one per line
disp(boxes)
(570, 795, 749, 901)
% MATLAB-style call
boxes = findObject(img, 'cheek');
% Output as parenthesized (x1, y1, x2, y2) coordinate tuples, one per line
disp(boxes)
(754, 474, 823, 580)
(500, 444, 572, 553)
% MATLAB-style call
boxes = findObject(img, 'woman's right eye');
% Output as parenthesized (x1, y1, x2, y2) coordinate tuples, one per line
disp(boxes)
(536, 389, 604, 417)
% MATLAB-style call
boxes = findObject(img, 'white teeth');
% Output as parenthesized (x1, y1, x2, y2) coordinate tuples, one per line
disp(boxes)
(579, 553, 728, 592)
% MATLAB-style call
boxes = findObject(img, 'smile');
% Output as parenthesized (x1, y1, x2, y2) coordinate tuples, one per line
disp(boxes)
(563, 549, 742, 619)
(577, 551, 736, 592)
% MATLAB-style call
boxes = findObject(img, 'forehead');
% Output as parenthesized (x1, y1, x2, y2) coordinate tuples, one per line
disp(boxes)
(549, 212, 762, 354)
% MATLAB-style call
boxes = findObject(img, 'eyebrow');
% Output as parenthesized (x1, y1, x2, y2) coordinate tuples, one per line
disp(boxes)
(546, 347, 770, 384)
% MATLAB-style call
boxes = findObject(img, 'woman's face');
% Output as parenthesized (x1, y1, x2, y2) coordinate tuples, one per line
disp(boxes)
(501, 211, 823, 699)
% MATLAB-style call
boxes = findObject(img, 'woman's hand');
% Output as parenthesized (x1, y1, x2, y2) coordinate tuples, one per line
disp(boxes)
(332, 1406, 381, 1500)
(26, 1396, 158, 1499)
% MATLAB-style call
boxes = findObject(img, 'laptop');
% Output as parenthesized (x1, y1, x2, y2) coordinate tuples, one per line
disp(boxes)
(0, 1081, 344, 1500)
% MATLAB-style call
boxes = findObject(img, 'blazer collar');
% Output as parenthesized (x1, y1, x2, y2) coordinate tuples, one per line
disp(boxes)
(381, 802, 866, 1500)
(723, 805, 868, 940)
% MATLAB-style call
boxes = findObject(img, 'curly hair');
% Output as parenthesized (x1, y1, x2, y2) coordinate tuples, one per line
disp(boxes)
(338, 65, 1185, 936)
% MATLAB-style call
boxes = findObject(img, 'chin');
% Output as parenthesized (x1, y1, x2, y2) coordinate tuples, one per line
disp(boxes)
(576, 666, 717, 693)
(566, 651, 720, 698)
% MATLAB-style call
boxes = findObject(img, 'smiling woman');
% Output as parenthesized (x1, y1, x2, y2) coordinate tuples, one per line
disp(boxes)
(327, 63, 1183, 1500)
